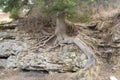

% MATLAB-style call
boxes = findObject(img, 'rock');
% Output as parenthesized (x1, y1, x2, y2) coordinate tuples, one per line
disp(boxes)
(0, 23, 17, 30)
(110, 76, 118, 80)
(17, 44, 86, 72)
(0, 41, 28, 57)
(0, 59, 6, 68)
(17, 52, 63, 71)
(0, 31, 16, 40)
(6, 56, 17, 68)
(80, 54, 86, 61)
(112, 23, 120, 43)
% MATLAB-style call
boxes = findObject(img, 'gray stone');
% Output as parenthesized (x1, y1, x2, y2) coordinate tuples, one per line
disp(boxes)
(0, 40, 28, 57)
(6, 56, 17, 68)
(112, 23, 120, 43)
(80, 54, 86, 61)
(17, 45, 86, 72)
(0, 32, 16, 40)
(0, 59, 6, 68)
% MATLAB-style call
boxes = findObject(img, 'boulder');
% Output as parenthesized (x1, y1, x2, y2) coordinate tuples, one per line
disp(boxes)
(0, 40, 28, 57)
(17, 44, 86, 72)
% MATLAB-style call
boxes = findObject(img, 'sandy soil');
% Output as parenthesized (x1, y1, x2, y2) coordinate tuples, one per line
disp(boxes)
(0, 10, 12, 24)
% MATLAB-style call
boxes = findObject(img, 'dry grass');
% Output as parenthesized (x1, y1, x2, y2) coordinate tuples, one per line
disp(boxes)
(92, 8, 120, 20)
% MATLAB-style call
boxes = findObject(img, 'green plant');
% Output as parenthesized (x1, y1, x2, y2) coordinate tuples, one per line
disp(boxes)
(9, 7, 19, 19)
(39, 0, 76, 17)
(79, 14, 92, 23)
(68, 14, 92, 23)
(0, 0, 30, 19)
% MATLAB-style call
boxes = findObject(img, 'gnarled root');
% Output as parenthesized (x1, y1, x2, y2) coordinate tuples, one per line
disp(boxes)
(46, 36, 66, 52)
(36, 35, 55, 48)
(52, 34, 95, 70)
(73, 37, 95, 70)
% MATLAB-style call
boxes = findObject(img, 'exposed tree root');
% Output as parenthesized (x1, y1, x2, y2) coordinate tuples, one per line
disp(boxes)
(73, 36, 95, 70)
(53, 17, 96, 70)
(46, 44, 59, 52)
(35, 33, 95, 70)
(55, 34, 95, 70)
(36, 35, 55, 48)
(31, 16, 96, 70)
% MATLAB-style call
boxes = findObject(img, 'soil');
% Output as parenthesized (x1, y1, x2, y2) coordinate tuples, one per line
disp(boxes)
(0, 65, 119, 80)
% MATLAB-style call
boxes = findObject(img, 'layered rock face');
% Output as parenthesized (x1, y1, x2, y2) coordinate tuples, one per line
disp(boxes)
(0, 22, 86, 72)
(0, 22, 29, 69)
(17, 44, 86, 72)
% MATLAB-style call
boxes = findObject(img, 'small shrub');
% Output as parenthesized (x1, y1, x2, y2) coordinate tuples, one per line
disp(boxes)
(10, 8, 19, 19)
(78, 14, 92, 23)
(69, 14, 92, 23)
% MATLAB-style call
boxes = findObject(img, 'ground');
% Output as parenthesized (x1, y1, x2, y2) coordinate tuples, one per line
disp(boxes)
(0, 64, 120, 80)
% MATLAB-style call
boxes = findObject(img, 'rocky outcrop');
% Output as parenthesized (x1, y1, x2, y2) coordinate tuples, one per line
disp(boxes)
(0, 21, 86, 72)
(17, 44, 86, 72)
(0, 41, 28, 57)
(0, 22, 29, 69)
(6, 56, 17, 68)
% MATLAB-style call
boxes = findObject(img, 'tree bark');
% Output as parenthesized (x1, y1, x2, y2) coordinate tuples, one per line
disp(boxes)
(55, 17, 67, 43)
(55, 17, 95, 70)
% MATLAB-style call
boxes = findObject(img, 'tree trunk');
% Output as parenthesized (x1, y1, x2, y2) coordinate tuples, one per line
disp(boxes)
(54, 17, 95, 70)
(55, 17, 67, 43)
